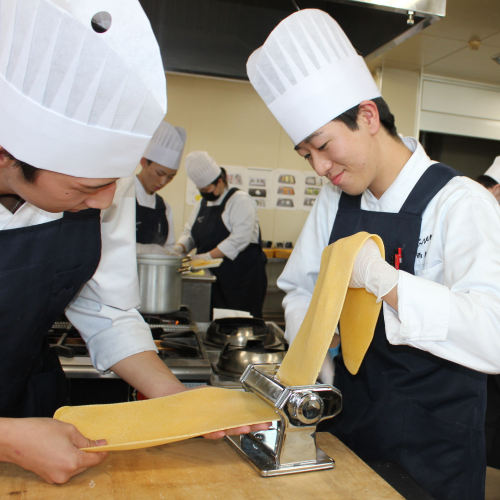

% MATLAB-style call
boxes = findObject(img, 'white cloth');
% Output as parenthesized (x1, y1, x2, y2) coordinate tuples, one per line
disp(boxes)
(134, 176, 175, 250)
(485, 156, 500, 184)
(0, 176, 157, 373)
(0, 0, 166, 178)
(144, 121, 186, 170)
(279, 137, 500, 375)
(247, 9, 380, 145)
(178, 188, 260, 260)
(185, 151, 221, 189)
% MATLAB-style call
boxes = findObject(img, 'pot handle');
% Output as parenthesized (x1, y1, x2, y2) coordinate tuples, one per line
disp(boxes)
(178, 265, 195, 274)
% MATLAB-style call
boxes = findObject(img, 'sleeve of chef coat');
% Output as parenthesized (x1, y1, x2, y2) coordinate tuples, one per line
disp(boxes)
(163, 201, 176, 251)
(218, 192, 258, 260)
(65, 176, 158, 374)
(177, 202, 201, 253)
(384, 179, 500, 374)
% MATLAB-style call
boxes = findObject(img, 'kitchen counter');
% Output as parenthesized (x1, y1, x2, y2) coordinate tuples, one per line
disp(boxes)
(0, 433, 403, 499)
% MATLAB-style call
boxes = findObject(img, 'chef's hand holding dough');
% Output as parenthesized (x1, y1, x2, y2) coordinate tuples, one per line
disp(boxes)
(0, 418, 108, 484)
(349, 238, 399, 307)
(191, 252, 213, 262)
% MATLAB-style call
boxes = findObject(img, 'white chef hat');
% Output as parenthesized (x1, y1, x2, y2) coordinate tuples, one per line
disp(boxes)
(185, 151, 221, 189)
(144, 121, 187, 171)
(247, 9, 381, 146)
(0, 0, 166, 178)
(484, 157, 500, 184)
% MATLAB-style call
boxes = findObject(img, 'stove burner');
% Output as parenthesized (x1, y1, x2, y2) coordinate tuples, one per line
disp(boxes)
(158, 331, 202, 359)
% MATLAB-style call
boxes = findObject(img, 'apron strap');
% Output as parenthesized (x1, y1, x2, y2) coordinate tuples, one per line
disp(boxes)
(399, 163, 461, 216)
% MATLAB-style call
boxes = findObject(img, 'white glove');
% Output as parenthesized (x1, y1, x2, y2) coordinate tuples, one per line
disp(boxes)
(136, 243, 168, 255)
(168, 244, 186, 257)
(349, 238, 399, 303)
(190, 252, 213, 262)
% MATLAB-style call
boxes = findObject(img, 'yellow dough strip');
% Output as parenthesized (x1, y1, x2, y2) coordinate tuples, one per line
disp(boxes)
(55, 232, 383, 452)
(54, 388, 277, 452)
(277, 232, 384, 385)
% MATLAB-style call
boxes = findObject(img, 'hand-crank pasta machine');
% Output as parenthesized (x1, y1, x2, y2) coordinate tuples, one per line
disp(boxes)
(226, 363, 342, 476)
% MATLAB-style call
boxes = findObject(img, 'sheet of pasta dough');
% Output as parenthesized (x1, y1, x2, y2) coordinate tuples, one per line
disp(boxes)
(55, 232, 382, 452)
(277, 232, 384, 385)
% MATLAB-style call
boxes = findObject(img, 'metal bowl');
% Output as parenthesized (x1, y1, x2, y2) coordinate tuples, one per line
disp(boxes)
(216, 341, 287, 376)
(206, 317, 279, 347)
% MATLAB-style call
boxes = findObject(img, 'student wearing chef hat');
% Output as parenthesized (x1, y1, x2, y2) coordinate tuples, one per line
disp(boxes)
(0, 0, 268, 485)
(248, 8, 500, 499)
(477, 156, 500, 201)
(135, 121, 187, 254)
(176, 151, 267, 318)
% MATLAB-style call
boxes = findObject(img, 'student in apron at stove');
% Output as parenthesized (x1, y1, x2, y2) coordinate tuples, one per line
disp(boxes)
(135, 121, 187, 255)
(248, 9, 500, 500)
(0, 0, 268, 485)
(176, 151, 267, 318)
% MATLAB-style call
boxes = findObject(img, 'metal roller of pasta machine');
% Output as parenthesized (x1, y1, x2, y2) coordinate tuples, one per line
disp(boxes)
(226, 363, 342, 477)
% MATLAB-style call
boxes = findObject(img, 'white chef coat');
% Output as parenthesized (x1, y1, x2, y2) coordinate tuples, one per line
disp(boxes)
(134, 175, 175, 250)
(279, 137, 500, 375)
(178, 187, 261, 260)
(0, 176, 157, 373)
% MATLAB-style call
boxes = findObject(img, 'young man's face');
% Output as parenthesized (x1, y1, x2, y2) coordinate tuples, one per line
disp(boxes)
(0, 153, 118, 213)
(294, 103, 379, 196)
(139, 158, 177, 194)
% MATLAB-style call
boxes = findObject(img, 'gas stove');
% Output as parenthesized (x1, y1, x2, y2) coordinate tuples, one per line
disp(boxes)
(49, 306, 212, 383)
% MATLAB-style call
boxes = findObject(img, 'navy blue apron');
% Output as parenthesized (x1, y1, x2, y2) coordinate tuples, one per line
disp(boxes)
(323, 163, 486, 500)
(136, 193, 169, 246)
(0, 208, 102, 418)
(191, 188, 267, 318)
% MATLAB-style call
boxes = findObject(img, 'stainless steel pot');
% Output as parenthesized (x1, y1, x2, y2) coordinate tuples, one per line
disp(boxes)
(137, 254, 191, 314)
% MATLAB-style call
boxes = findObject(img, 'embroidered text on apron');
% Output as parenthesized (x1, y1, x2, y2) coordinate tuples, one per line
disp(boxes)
(323, 164, 487, 500)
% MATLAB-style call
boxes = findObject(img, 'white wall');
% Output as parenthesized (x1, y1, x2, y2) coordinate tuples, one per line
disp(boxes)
(154, 73, 312, 246)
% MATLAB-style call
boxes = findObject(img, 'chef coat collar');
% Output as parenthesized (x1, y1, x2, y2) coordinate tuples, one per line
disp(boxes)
(134, 175, 156, 205)
(363, 137, 435, 213)
(204, 186, 230, 207)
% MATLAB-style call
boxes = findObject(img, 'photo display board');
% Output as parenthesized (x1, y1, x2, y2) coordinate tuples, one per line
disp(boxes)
(185, 166, 325, 212)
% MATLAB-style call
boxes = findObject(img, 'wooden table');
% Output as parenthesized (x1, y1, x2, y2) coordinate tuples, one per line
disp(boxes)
(0, 433, 403, 499)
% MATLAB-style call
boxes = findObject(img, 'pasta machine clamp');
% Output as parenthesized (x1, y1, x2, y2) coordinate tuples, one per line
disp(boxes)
(226, 363, 342, 476)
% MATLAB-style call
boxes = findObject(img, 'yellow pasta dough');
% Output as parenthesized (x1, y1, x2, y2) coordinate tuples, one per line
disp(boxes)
(54, 388, 277, 452)
(277, 232, 383, 385)
(55, 232, 382, 452)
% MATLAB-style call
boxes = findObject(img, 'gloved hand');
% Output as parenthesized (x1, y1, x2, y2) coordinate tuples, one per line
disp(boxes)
(190, 252, 213, 262)
(136, 243, 168, 255)
(168, 244, 186, 257)
(349, 238, 399, 303)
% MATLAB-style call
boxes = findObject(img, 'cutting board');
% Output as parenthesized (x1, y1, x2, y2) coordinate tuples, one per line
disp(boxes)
(0, 433, 403, 499)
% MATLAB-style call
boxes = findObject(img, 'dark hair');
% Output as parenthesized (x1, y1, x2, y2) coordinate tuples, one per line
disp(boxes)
(212, 166, 228, 188)
(476, 174, 498, 189)
(333, 97, 399, 139)
(1, 149, 41, 184)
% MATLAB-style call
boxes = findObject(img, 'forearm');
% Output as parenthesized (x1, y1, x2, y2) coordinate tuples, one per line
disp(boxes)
(0, 418, 17, 462)
(382, 285, 398, 311)
(209, 247, 225, 259)
(110, 351, 187, 398)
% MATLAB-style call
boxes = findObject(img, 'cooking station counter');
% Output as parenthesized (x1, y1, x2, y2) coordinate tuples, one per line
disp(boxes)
(53, 310, 287, 391)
